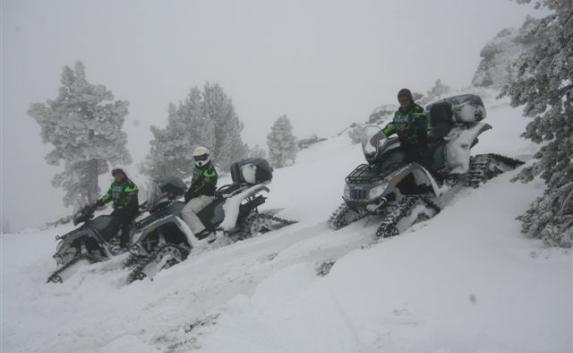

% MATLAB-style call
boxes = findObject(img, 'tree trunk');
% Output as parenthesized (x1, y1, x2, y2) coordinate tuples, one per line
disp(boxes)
(86, 159, 99, 204)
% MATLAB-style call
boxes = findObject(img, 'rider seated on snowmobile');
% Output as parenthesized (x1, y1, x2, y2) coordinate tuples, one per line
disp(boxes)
(96, 168, 139, 250)
(182, 146, 219, 239)
(381, 88, 432, 170)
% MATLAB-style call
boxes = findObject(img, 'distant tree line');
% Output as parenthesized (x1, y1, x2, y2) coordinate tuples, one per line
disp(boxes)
(29, 61, 299, 209)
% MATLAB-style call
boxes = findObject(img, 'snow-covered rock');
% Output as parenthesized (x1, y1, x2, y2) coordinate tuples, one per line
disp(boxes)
(472, 17, 540, 89)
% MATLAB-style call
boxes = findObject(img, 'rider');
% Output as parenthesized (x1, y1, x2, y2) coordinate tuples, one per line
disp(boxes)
(182, 146, 219, 237)
(382, 88, 431, 169)
(96, 168, 139, 249)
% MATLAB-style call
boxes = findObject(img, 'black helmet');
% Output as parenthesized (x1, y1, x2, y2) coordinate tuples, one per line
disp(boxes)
(397, 88, 414, 102)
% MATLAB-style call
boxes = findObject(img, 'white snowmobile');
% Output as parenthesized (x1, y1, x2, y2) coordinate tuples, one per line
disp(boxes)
(126, 158, 296, 283)
(328, 94, 524, 238)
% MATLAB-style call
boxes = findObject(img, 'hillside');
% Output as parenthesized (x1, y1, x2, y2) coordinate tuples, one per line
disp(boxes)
(2, 92, 571, 353)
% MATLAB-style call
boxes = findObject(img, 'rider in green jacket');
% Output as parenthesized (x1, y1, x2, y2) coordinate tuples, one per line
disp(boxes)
(96, 168, 139, 249)
(382, 88, 431, 168)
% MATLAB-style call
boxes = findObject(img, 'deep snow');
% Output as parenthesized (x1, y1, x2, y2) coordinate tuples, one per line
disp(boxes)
(2, 92, 571, 353)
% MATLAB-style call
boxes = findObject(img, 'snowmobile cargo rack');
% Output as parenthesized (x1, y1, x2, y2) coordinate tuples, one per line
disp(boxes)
(231, 158, 273, 185)
(426, 94, 486, 124)
(345, 164, 387, 184)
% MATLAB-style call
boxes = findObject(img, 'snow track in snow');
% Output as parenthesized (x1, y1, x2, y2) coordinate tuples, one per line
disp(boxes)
(3, 93, 571, 353)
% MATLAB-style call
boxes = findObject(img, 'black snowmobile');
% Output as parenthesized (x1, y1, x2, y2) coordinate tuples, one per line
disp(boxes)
(46, 203, 147, 283)
(328, 94, 524, 238)
(126, 158, 296, 283)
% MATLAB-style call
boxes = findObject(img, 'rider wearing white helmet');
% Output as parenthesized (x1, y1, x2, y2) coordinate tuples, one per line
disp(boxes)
(181, 146, 219, 237)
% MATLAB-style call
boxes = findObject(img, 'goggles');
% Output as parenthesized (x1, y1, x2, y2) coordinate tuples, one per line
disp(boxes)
(194, 154, 209, 162)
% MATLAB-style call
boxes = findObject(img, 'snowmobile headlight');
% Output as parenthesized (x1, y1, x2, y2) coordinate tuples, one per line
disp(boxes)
(369, 183, 388, 200)
(343, 184, 351, 199)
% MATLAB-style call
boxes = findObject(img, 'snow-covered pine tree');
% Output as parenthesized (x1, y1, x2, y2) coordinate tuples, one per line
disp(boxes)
(142, 83, 247, 177)
(141, 88, 215, 179)
(28, 61, 131, 207)
(502, 0, 573, 247)
(248, 144, 267, 159)
(202, 82, 248, 170)
(267, 115, 298, 168)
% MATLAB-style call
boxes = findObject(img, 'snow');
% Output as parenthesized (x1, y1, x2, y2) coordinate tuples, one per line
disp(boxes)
(2, 93, 571, 353)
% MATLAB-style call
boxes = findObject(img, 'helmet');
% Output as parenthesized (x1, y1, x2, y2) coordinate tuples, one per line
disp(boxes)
(193, 146, 210, 167)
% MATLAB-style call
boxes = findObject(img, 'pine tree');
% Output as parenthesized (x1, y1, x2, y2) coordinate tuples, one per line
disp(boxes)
(267, 115, 298, 168)
(28, 61, 131, 207)
(142, 83, 247, 178)
(501, 0, 573, 247)
(248, 144, 267, 159)
(142, 88, 215, 179)
(202, 83, 248, 170)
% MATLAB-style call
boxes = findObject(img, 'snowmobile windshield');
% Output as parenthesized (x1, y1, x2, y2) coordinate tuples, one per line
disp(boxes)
(143, 180, 163, 211)
(144, 176, 187, 211)
(361, 126, 386, 161)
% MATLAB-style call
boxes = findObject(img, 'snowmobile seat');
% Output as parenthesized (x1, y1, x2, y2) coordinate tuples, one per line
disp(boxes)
(215, 183, 246, 198)
(428, 101, 454, 140)
(157, 176, 187, 199)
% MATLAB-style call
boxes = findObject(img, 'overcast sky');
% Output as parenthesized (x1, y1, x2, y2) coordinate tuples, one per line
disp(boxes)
(2, 0, 538, 231)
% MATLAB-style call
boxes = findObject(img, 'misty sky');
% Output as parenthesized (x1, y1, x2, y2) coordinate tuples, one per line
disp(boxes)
(2, 0, 538, 231)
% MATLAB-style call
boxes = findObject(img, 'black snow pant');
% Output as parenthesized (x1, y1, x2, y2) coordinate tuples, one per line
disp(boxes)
(403, 144, 433, 172)
(108, 210, 137, 248)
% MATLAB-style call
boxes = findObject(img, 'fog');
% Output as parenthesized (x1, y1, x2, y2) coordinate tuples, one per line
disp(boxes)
(2, 0, 537, 231)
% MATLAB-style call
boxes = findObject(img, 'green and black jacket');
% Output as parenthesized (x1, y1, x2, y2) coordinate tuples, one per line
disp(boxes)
(382, 104, 429, 147)
(185, 162, 219, 202)
(98, 179, 139, 213)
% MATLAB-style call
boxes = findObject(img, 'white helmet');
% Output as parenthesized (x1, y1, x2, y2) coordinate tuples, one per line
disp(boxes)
(193, 146, 210, 167)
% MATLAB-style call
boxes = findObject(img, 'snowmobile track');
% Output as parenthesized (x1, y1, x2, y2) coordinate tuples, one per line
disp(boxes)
(328, 203, 368, 230)
(465, 153, 524, 188)
(126, 244, 190, 284)
(375, 196, 440, 239)
(239, 213, 298, 240)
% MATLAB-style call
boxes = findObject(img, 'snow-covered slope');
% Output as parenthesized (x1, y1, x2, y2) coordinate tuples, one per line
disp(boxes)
(2, 93, 571, 353)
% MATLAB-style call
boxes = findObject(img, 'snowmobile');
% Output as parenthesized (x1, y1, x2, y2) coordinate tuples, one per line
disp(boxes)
(126, 158, 296, 283)
(328, 94, 524, 238)
(46, 203, 148, 283)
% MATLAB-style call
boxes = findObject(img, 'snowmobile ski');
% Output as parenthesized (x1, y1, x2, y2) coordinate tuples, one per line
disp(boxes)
(375, 196, 440, 238)
(46, 254, 99, 283)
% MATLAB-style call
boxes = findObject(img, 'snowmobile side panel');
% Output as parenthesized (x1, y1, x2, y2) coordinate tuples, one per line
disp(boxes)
(220, 184, 270, 231)
(89, 215, 115, 238)
(134, 214, 193, 251)
(445, 122, 492, 174)
(197, 199, 226, 229)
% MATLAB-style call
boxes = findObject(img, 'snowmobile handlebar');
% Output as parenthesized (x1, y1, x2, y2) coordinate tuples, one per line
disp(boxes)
(72, 204, 98, 225)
